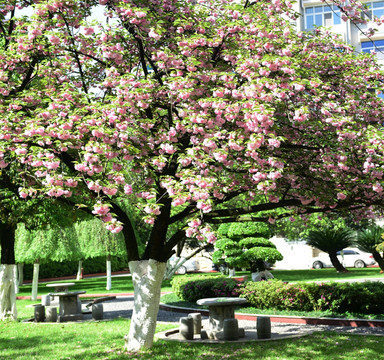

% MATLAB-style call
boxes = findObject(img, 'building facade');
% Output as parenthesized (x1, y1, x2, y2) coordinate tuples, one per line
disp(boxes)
(295, 0, 384, 64)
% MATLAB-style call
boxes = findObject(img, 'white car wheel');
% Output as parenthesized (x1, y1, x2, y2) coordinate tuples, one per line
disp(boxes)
(313, 261, 323, 269)
(354, 260, 365, 268)
(177, 266, 187, 275)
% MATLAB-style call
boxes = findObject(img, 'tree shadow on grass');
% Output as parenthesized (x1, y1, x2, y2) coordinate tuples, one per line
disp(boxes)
(144, 331, 384, 360)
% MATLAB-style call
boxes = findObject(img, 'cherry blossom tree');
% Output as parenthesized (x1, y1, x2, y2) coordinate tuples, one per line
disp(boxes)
(2, 0, 384, 351)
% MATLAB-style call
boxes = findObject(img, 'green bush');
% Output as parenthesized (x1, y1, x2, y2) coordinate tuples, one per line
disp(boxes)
(22, 255, 128, 280)
(240, 280, 384, 315)
(332, 281, 384, 314)
(171, 275, 242, 302)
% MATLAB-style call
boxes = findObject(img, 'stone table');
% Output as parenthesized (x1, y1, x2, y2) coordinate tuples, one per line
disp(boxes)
(47, 291, 86, 322)
(196, 297, 247, 339)
(46, 282, 76, 293)
(46, 283, 77, 309)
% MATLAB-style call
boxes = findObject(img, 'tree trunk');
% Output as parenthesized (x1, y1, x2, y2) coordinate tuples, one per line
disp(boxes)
(18, 263, 24, 287)
(0, 265, 17, 320)
(31, 260, 40, 301)
(164, 256, 185, 280)
(76, 260, 83, 281)
(125, 259, 166, 352)
(13, 265, 19, 294)
(371, 250, 384, 271)
(106, 255, 112, 291)
(0, 223, 17, 320)
(251, 270, 274, 282)
(328, 252, 348, 272)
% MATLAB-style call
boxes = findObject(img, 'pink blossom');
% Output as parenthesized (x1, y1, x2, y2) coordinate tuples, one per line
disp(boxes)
(65, 179, 78, 187)
(144, 216, 155, 225)
(88, 181, 102, 192)
(92, 203, 110, 216)
(268, 139, 281, 148)
(15, 148, 27, 155)
(84, 27, 95, 36)
(188, 219, 201, 228)
(135, 11, 146, 18)
(102, 213, 113, 222)
(172, 197, 188, 206)
(160, 143, 176, 154)
(373, 183, 383, 193)
(102, 187, 117, 196)
(19, 189, 28, 199)
(44, 161, 60, 170)
(124, 184, 133, 195)
(148, 29, 161, 40)
(48, 35, 60, 45)
(337, 193, 347, 200)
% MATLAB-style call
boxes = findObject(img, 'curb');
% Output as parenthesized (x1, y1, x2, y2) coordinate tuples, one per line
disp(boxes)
(159, 303, 384, 328)
(16, 293, 135, 300)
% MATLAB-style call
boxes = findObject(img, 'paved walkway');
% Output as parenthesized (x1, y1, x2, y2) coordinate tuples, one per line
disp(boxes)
(87, 296, 384, 337)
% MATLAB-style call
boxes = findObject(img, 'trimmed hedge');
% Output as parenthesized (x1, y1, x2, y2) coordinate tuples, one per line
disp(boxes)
(171, 275, 242, 302)
(240, 279, 384, 315)
(22, 255, 128, 280)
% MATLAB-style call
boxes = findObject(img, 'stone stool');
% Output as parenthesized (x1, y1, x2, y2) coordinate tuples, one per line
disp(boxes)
(257, 316, 271, 339)
(46, 307, 58, 322)
(223, 318, 239, 341)
(188, 313, 202, 334)
(92, 303, 104, 320)
(34, 305, 45, 322)
(179, 317, 194, 340)
(41, 295, 50, 306)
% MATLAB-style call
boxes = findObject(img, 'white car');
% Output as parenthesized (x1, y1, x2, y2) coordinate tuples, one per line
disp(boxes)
(311, 248, 376, 269)
(168, 256, 200, 274)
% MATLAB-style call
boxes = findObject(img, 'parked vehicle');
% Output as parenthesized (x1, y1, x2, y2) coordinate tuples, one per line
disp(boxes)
(311, 248, 376, 269)
(169, 256, 200, 274)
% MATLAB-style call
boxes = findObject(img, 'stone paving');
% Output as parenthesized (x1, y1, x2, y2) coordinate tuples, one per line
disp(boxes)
(92, 296, 384, 337)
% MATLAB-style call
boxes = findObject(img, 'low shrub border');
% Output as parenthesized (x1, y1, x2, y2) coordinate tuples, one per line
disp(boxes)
(240, 279, 384, 316)
(159, 293, 384, 328)
(171, 275, 384, 318)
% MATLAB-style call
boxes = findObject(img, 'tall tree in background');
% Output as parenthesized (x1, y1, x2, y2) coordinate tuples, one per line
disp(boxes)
(74, 217, 126, 290)
(15, 222, 80, 300)
(306, 227, 355, 272)
(356, 225, 384, 271)
(0, 173, 75, 318)
(2, 0, 384, 350)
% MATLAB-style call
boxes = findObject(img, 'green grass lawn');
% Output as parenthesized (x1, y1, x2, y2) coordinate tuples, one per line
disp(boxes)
(17, 267, 383, 300)
(16, 276, 174, 298)
(270, 267, 384, 283)
(5, 268, 384, 359)
(1, 318, 384, 360)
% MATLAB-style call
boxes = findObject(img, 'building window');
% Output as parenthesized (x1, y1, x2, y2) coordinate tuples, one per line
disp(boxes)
(361, 39, 384, 58)
(363, 1, 384, 21)
(305, 5, 341, 29)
